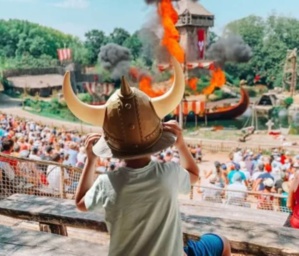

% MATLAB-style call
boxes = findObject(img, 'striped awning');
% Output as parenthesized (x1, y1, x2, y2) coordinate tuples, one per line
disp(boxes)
(173, 100, 206, 116)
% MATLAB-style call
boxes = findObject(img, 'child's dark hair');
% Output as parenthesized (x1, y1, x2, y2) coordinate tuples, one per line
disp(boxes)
(1, 139, 14, 152)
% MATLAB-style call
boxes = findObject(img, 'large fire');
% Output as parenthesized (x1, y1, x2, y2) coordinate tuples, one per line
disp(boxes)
(129, 67, 165, 97)
(139, 74, 165, 97)
(158, 0, 184, 63)
(187, 77, 198, 91)
(202, 68, 226, 95)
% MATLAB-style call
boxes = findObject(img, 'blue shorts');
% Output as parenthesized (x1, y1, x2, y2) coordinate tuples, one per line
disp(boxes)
(184, 234, 224, 256)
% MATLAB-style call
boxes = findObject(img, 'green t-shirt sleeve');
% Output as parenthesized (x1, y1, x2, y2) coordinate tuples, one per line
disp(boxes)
(177, 166, 191, 195)
(84, 175, 106, 211)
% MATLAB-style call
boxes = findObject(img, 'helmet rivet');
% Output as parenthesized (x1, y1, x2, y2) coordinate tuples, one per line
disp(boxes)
(125, 103, 131, 109)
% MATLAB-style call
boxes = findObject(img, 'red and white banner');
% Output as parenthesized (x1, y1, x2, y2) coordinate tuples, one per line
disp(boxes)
(173, 100, 206, 116)
(57, 48, 72, 61)
(197, 29, 205, 59)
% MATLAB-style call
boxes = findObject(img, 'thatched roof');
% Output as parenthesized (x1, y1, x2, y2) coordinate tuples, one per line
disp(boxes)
(7, 74, 64, 89)
(175, 0, 213, 16)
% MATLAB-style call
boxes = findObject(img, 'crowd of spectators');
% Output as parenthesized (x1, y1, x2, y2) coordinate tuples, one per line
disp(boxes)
(199, 146, 299, 212)
(0, 112, 298, 215)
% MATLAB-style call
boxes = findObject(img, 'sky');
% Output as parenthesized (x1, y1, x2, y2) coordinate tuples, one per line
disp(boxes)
(0, 0, 298, 40)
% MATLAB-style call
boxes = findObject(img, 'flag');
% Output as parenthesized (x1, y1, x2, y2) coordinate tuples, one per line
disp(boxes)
(57, 48, 72, 61)
(197, 29, 205, 59)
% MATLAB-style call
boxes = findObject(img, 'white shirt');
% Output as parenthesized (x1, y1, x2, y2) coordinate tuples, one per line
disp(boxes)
(47, 164, 70, 192)
(226, 182, 247, 205)
(29, 154, 41, 161)
(85, 161, 191, 256)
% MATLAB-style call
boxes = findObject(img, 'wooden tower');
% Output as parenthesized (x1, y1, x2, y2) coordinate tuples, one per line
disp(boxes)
(174, 0, 214, 62)
(283, 48, 298, 96)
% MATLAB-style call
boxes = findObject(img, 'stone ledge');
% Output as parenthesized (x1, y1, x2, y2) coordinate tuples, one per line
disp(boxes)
(182, 215, 299, 256)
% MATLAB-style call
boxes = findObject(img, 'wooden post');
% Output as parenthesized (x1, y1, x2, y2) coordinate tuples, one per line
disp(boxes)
(60, 167, 65, 199)
(189, 186, 194, 200)
(39, 223, 68, 236)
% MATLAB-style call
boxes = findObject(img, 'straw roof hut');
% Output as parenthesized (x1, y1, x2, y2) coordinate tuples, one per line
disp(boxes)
(7, 74, 64, 97)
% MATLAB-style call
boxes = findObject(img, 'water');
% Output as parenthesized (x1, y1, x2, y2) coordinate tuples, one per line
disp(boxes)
(184, 107, 294, 132)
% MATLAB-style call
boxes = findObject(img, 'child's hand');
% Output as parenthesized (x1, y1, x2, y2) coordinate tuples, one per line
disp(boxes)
(162, 120, 185, 148)
(84, 133, 101, 162)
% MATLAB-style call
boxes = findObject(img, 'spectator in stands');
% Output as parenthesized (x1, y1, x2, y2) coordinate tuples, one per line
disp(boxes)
(46, 153, 71, 192)
(280, 181, 290, 213)
(66, 142, 78, 167)
(288, 171, 299, 228)
(257, 178, 275, 210)
(29, 147, 41, 161)
(41, 145, 53, 162)
(206, 161, 226, 188)
(76, 146, 87, 168)
(252, 163, 274, 192)
(251, 162, 264, 181)
(227, 163, 247, 187)
(233, 148, 242, 163)
(288, 163, 299, 181)
(195, 145, 202, 163)
(0, 139, 19, 174)
(201, 175, 223, 203)
(244, 150, 255, 176)
(240, 161, 251, 183)
(11, 143, 21, 158)
(226, 172, 248, 207)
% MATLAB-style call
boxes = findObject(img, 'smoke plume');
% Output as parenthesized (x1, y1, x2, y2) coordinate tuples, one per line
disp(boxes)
(98, 43, 131, 80)
(138, 11, 170, 64)
(206, 35, 252, 67)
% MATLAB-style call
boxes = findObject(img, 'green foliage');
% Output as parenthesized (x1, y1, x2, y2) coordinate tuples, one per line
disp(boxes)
(23, 97, 79, 122)
(2, 14, 299, 95)
(284, 97, 294, 108)
(0, 19, 84, 69)
(224, 14, 299, 88)
(78, 93, 92, 104)
(107, 28, 130, 46)
(123, 32, 143, 60)
(84, 29, 107, 65)
(246, 88, 257, 97)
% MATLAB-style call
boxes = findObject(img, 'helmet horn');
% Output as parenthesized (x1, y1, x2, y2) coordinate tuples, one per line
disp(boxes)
(120, 76, 133, 97)
(63, 72, 106, 126)
(151, 56, 185, 118)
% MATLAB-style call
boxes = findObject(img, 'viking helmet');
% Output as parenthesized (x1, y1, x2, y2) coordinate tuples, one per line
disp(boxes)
(63, 57, 185, 159)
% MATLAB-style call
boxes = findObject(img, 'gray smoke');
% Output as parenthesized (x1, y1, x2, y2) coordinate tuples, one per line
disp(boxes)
(138, 11, 170, 64)
(98, 43, 131, 80)
(206, 35, 252, 68)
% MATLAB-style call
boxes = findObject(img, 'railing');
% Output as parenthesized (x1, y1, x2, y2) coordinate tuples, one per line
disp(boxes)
(0, 152, 291, 215)
(0, 153, 87, 200)
(191, 185, 290, 213)
(186, 139, 299, 154)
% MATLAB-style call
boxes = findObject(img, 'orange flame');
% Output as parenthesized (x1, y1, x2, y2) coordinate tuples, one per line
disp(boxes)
(158, 0, 184, 63)
(139, 74, 165, 97)
(187, 78, 198, 91)
(202, 68, 226, 95)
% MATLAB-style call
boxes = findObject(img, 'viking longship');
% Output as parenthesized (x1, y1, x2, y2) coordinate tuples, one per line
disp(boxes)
(171, 87, 249, 121)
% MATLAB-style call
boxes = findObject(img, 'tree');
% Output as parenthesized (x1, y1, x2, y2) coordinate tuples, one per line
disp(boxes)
(123, 32, 142, 60)
(223, 14, 299, 88)
(108, 28, 130, 46)
(84, 29, 107, 65)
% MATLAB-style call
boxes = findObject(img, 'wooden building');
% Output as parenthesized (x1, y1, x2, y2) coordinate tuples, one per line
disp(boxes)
(7, 74, 64, 97)
(175, 0, 214, 62)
